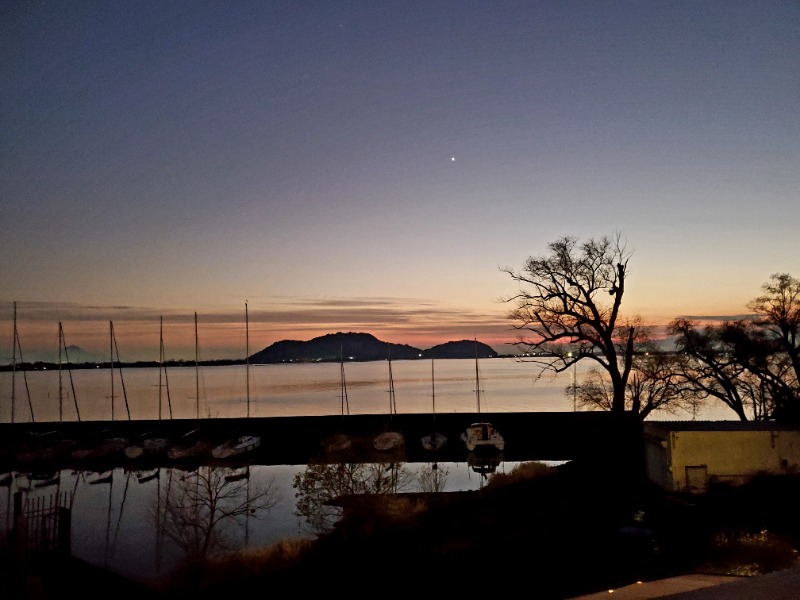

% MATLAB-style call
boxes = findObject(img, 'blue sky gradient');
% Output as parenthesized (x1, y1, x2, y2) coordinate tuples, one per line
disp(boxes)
(2, 1, 798, 360)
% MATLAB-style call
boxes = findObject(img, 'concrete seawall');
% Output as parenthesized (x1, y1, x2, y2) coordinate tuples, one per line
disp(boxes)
(0, 411, 644, 473)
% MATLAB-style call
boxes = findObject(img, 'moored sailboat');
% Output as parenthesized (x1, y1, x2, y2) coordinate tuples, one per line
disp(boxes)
(167, 312, 212, 461)
(16, 319, 80, 464)
(72, 321, 129, 462)
(373, 345, 405, 452)
(125, 434, 169, 460)
(321, 345, 352, 453)
(421, 354, 447, 452)
(211, 302, 262, 460)
(9, 301, 36, 425)
(125, 316, 172, 460)
(136, 468, 160, 484)
(460, 339, 505, 452)
(88, 470, 114, 485)
(224, 465, 250, 482)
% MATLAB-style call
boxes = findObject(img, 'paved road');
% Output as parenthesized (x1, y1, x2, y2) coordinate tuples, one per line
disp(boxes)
(569, 566, 800, 599)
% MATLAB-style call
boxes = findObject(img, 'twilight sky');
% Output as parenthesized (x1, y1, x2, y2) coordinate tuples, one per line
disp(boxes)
(2, 1, 798, 362)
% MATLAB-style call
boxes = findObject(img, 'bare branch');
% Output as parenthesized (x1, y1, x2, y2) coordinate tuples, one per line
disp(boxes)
(502, 233, 639, 412)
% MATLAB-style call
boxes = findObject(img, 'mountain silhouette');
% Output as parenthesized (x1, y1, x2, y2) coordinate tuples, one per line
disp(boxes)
(249, 332, 497, 363)
(423, 339, 498, 359)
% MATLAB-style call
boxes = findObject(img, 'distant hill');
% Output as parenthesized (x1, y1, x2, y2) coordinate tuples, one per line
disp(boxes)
(2, 344, 99, 365)
(422, 340, 498, 359)
(62, 345, 99, 363)
(249, 332, 498, 363)
(249, 332, 420, 363)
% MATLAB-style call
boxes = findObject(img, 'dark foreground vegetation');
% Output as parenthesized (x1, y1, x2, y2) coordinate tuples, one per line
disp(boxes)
(176, 459, 800, 599)
(6, 456, 799, 599)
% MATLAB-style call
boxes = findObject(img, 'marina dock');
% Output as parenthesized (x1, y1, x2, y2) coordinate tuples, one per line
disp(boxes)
(0, 411, 643, 472)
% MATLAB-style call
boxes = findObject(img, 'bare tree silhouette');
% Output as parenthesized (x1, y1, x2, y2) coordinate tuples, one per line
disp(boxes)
(158, 466, 278, 564)
(293, 461, 414, 534)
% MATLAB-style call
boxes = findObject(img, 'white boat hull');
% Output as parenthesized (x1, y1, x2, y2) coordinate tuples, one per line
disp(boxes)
(373, 431, 405, 451)
(211, 435, 261, 459)
(461, 422, 505, 452)
(321, 433, 351, 453)
(167, 439, 211, 461)
(125, 437, 169, 459)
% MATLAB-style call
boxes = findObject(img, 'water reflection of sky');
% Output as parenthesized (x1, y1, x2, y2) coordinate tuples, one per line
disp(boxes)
(1, 459, 541, 588)
(0, 358, 736, 423)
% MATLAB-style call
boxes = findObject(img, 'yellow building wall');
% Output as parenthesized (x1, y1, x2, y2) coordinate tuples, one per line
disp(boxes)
(668, 430, 800, 492)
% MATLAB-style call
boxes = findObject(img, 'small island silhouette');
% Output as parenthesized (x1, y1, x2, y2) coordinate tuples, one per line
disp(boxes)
(1, 332, 505, 371)
(250, 332, 499, 363)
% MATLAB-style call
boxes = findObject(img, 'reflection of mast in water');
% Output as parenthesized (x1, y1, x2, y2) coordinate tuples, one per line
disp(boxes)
(3, 475, 10, 537)
(223, 464, 253, 547)
(155, 469, 167, 573)
(154, 467, 174, 574)
(244, 467, 251, 548)
(103, 470, 113, 567)
(387, 462, 398, 493)
(109, 470, 132, 562)
(86, 468, 131, 567)
(417, 461, 448, 493)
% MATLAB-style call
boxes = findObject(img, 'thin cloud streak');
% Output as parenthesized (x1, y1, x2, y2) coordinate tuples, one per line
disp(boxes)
(1, 297, 518, 363)
(2, 298, 766, 364)
(3, 298, 766, 364)
(681, 314, 756, 323)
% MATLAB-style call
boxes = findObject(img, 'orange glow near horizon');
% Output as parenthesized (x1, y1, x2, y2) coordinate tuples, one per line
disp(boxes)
(0, 291, 762, 364)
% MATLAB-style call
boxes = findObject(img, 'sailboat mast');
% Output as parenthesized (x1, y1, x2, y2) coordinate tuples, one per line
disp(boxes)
(245, 301, 250, 419)
(58, 322, 64, 425)
(159, 316, 173, 419)
(13, 304, 36, 423)
(59, 323, 80, 422)
(110, 321, 115, 421)
(387, 343, 396, 417)
(340, 344, 349, 417)
(431, 354, 436, 421)
(111, 321, 131, 420)
(158, 316, 163, 421)
(474, 338, 481, 413)
(11, 302, 16, 424)
(195, 312, 200, 427)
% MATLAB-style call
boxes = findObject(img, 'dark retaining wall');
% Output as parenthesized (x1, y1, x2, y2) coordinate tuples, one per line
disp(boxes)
(0, 411, 644, 476)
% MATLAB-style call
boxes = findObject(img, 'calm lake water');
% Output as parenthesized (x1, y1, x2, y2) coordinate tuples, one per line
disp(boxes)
(1, 460, 524, 589)
(1, 357, 734, 423)
(0, 358, 735, 589)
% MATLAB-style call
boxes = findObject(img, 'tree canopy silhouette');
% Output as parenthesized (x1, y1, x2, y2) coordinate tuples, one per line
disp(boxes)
(502, 233, 641, 413)
(670, 272, 800, 421)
